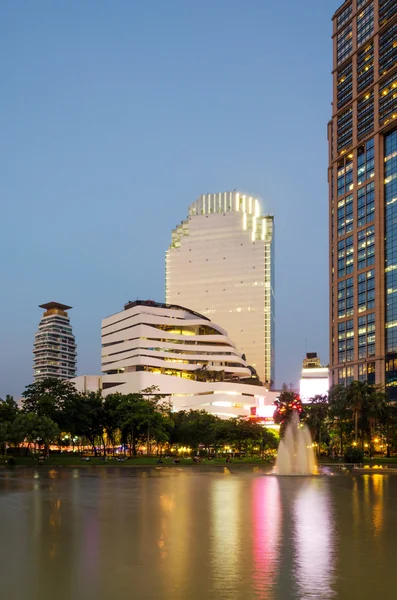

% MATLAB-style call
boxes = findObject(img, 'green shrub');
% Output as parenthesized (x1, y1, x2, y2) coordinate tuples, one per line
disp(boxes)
(344, 446, 364, 463)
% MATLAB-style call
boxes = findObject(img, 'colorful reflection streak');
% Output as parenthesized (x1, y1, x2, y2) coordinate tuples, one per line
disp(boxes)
(293, 481, 336, 599)
(371, 474, 384, 537)
(210, 477, 242, 599)
(252, 475, 281, 599)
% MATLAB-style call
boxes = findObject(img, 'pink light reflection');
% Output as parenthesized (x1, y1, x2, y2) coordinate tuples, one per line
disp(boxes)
(293, 482, 336, 599)
(252, 476, 281, 597)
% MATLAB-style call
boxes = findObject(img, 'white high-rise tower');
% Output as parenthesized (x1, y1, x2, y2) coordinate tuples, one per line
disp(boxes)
(166, 192, 275, 386)
(33, 302, 77, 381)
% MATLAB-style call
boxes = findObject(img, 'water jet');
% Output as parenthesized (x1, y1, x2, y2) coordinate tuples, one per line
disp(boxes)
(275, 412, 317, 475)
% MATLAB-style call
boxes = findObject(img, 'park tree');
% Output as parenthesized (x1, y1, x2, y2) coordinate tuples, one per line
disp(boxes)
(22, 378, 77, 424)
(140, 388, 172, 456)
(0, 422, 8, 455)
(118, 393, 151, 456)
(183, 410, 218, 452)
(33, 416, 60, 456)
(80, 391, 105, 456)
(274, 385, 303, 437)
(226, 417, 263, 455)
(0, 395, 19, 424)
(103, 394, 123, 454)
(260, 427, 279, 455)
(303, 394, 329, 453)
(7, 413, 37, 452)
(346, 381, 370, 445)
(328, 384, 352, 456)
(212, 418, 234, 455)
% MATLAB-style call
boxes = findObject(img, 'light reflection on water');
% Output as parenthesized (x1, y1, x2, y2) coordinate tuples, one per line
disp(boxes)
(0, 468, 396, 600)
(293, 479, 335, 599)
(252, 475, 281, 598)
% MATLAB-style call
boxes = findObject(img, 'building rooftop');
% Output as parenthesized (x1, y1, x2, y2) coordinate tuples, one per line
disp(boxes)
(333, 0, 350, 20)
(123, 300, 210, 321)
(39, 302, 72, 311)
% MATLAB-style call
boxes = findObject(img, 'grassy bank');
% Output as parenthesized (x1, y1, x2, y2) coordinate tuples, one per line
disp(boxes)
(318, 456, 397, 465)
(0, 455, 273, 468)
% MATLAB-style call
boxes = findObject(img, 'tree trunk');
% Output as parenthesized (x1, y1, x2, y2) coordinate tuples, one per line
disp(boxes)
(354, 410, 358, 444)
(131, 426, 136, 457)
(340, 427, 343, 458)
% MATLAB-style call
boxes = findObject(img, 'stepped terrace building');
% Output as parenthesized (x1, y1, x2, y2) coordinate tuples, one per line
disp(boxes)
(79, 300, 278, 419)
(165, 192, 275, 387)
(33, 302, 77, 381)
(330, 1, 397, 397)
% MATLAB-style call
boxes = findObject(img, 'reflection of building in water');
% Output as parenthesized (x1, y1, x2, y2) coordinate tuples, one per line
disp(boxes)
(211, 478, 242, 599)
(362, 474, 384, 538)
(371, 474, 384, 536)
(293, 481, 335, 599)
(299, 353, 329, 403)
(156, 475, 190, 595)
(252, 476, 281, 597)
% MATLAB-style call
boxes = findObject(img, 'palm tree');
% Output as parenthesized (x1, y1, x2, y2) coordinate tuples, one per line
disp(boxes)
(303, 394, 329, 455)
(328, 384, 351, 456)
(346, 380, 368, 445)
(346, 381, 388, 452)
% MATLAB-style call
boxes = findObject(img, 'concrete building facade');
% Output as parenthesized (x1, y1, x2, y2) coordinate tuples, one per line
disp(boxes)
(72, 300, 278, 419)
(166, 192, 275, 387)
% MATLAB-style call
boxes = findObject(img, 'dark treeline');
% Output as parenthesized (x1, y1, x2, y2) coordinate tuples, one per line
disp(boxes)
(276, 381, 397, 460)
(0, 379, 278, 458)
(2, 379, 394, 462)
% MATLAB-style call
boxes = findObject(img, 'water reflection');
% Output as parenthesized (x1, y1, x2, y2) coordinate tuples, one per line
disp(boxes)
(371, 474, 384, 536)
(157, 473, 191, 597)
(1, 469, 397, 600)
(293, 480, 336, 599)
(252, 476, 281, 599)
(211, 476, 241, 599)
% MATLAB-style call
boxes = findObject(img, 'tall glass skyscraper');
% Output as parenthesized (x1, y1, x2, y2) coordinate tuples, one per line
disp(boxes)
(166, 192, 275, 387)
(330, 1, 397, 396)
(33, 302, 77, 381)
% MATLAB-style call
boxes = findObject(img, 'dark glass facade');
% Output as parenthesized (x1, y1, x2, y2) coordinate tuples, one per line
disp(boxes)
(379, 0, 397, 27)
(379, 21, 397, 76)
(385, 130, 397, 393)
(357, 43, 374, 93)
(357, 3, 374, 47)
(330, 1, 397, 394)
(338, 61, 353, 109)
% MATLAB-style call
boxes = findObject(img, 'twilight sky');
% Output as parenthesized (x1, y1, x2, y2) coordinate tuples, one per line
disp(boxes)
(0, 0, 342, 398)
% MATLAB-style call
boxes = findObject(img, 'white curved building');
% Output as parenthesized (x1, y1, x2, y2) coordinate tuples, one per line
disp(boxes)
(98, 300, 276, 418)
(166, 191, 275, 387)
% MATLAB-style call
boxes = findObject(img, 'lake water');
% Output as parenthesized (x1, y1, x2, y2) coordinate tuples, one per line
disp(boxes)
(0, 466, 396, 600)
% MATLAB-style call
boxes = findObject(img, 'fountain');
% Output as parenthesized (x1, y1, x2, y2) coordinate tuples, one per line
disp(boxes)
(275, 411, 317, 475)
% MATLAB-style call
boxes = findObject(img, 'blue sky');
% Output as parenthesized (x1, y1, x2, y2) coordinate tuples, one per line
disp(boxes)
(0, 0, 342, 398)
